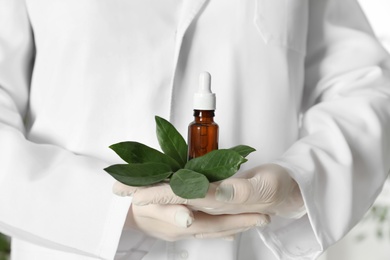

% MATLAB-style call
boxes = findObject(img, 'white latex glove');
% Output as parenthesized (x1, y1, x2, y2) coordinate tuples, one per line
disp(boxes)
(115, 182, 270, 241)
(115, 164, 306, 219)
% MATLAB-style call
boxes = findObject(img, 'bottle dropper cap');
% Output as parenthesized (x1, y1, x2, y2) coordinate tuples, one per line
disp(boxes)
(193, 71, 216, 110)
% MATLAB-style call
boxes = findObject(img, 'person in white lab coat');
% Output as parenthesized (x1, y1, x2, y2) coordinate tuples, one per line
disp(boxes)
(0, 0, 389, 259)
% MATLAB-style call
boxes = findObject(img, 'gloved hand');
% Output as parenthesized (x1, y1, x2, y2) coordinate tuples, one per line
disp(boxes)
(114, 164, 306, 219)
(115, 182, 270, 241)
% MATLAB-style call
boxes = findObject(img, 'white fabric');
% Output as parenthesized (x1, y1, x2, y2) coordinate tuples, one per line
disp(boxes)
(1, 0, 389, 259)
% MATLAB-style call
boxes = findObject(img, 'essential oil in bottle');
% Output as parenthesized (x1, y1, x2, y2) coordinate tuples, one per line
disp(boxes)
(187, 72, 219, 160)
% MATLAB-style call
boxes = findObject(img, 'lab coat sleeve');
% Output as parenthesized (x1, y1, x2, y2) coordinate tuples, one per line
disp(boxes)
(263, 0, 390, 259)
(0, 1, 132, 259)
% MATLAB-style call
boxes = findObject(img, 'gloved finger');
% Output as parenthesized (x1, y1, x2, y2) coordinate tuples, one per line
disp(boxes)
(131, 182, 253, 215)
(191, 212, 270, 238)
(113, 181, 170, 197)
(112, 181, 143, 196)
(131, 183, 188, 205)
(133, 204, 194, 228)
(128, 205, 270, 241)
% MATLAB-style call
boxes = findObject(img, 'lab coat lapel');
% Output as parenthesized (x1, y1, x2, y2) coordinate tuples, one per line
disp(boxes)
(169, 0, 207, 121)
(177, 0, 207, 36)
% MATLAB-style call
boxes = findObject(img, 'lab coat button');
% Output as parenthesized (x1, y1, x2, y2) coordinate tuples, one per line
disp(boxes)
(180, 250, 188, 259)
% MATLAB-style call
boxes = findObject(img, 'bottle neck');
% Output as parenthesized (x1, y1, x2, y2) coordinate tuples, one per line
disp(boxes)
(193, 110, 215, 123)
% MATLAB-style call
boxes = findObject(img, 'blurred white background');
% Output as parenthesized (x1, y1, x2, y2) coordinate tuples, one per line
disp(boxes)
(319, 1, 390, 259)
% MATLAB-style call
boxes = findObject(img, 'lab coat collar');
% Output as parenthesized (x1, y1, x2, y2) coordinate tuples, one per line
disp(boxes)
(177, 0, 208, 37)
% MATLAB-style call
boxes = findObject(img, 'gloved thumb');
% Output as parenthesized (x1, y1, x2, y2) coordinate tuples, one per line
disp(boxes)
(215, 165, 282, 205)
(215, 178, 259, 204)
(215, 165, 306, 218)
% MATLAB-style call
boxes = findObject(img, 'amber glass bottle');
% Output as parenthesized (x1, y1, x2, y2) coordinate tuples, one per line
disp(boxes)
(188, 110, 219, 160)
(187, 72, 219, 160)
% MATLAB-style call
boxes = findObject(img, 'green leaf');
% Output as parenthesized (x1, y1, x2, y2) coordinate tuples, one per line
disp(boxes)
(104, 163, 173, 186)
(228, 145, 256, 158)
(185, 149, 247, 182)
(109, 141, 181, 171)
(155, 116, 188, 167)
(170, 169, 209, 199)
(0, 233, 10, 253)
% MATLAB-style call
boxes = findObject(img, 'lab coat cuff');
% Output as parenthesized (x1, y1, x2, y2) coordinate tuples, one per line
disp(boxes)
(257, 215, 324, 260)
(262, 160, 327, 259)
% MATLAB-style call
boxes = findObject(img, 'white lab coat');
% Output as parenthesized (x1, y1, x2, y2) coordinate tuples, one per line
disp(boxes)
(0, 0, 389, 259)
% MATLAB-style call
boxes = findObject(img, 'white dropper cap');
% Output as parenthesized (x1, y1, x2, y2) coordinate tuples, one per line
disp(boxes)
(193, 71, 216, 110)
